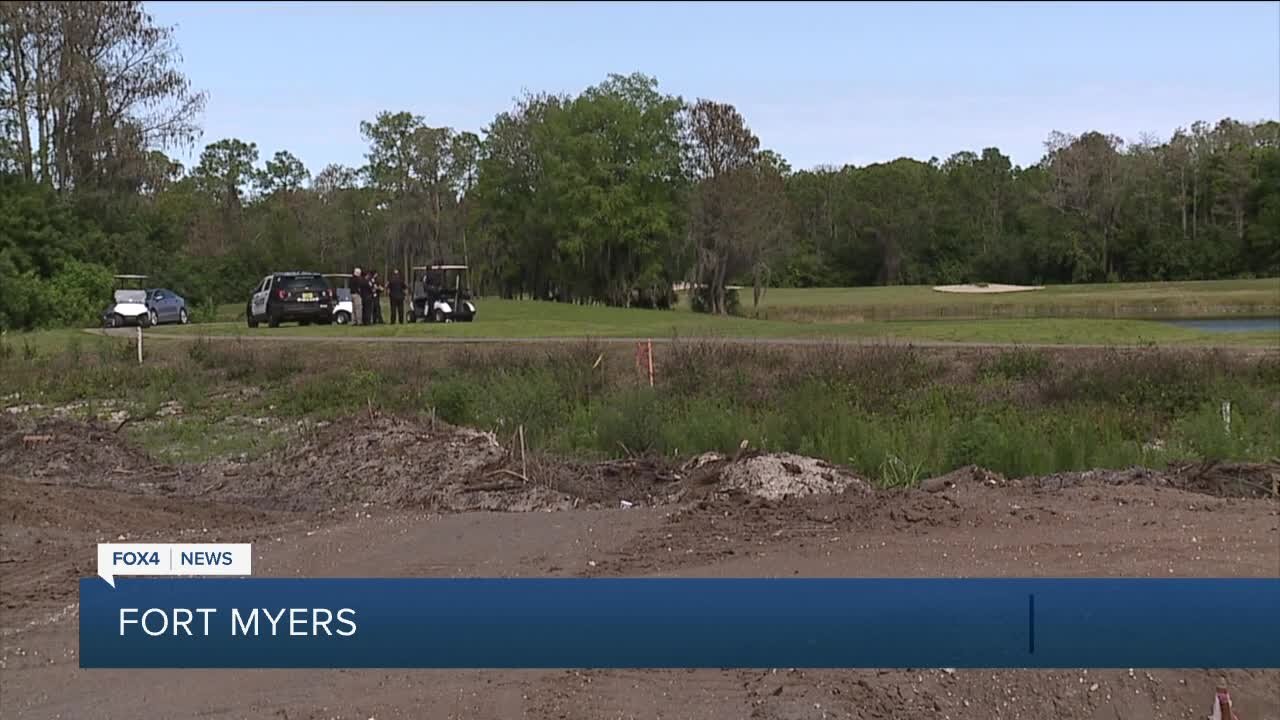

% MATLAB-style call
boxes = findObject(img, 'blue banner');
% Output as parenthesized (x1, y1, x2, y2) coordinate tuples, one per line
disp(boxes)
(79, 578, 1280, 669)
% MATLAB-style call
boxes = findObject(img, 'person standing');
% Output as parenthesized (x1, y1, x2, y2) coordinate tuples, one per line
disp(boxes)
(350, 268, 365, 326)
(358, 267, 375, 326)
(387, 270, 406, 324)
(371, 271, 385, 324)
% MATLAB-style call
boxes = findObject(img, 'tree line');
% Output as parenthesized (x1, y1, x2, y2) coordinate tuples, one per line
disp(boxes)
(3, 2, 1278, 329)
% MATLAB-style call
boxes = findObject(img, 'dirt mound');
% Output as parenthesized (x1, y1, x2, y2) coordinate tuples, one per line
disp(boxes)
(214, 417, 872, 513)
(212, 413, 576, 512)
(1030, 462, 1279, 499)
(668, 450, 872, 502)
(1163, 460, 1279, 499)
(913, 462, 1278, 500)
(0, 415, 159, 485)
(712, 451, 870, 500)
(532, 456, 683, 508)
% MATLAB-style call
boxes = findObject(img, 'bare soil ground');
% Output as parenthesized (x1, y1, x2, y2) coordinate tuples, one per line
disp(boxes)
(2, 414, 1278, 720)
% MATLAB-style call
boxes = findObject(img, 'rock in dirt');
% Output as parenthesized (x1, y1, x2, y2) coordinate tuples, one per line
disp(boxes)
(920, 465, 1006, 493)
(683, 451, 726, 471)
(716, 452, 871, 501)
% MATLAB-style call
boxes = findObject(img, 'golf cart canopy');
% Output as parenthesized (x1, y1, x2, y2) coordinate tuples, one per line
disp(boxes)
(113, 289, 147, 303)
(111, 275, 149, 304)
(112, 274, 149, 288)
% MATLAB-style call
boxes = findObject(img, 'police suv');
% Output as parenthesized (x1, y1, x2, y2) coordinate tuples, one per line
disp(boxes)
(246, 272, 336, 328)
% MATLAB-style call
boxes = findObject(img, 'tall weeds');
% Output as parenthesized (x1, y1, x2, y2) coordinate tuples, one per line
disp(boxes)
(4, 337, 1276, 485)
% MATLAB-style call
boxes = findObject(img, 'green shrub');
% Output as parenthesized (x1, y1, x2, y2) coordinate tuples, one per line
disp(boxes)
(595, 387, 664, 455)
(426, 377, 476, 425)
(189, 297, 221, 324)
(661, 400, 758, 456)
(47, 261, 115, 327)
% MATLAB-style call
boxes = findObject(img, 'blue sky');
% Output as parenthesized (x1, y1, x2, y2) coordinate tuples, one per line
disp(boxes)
(148, 0, 1279, 174)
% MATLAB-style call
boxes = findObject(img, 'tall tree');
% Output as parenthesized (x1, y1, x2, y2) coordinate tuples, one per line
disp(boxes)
(0, 1, 204, 190)
(191, 138, 258, 255)
(257, 150, 309, 195)
(685, 99, 786, 313)
(1044, 131, 1127, 280)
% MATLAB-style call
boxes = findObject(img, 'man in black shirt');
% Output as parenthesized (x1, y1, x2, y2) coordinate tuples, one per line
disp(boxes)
(356, 268, 374, 326)
(370, 271, 384, 324)
(387, 270, 406, 324)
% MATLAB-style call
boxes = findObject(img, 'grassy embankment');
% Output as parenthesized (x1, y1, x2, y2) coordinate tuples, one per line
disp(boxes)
(138, 287, 1279, 347)
(4, 278, 1271, 349)
(3, 332, 1277, 485)
(750, 278, 1280, 322)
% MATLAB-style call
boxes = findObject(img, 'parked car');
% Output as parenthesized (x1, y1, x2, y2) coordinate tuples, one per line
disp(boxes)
(246, 272, 336, 328)
(144, 288, 191, 326)
(101, 275, 190, 328)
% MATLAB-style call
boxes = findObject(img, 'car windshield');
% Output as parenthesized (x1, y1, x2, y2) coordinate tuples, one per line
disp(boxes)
(114, 290, 146, 303)
(278, 275, 328, 291)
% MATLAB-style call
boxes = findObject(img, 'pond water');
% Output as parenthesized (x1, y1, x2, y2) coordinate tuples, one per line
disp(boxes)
(1164, 317, 1280, 333)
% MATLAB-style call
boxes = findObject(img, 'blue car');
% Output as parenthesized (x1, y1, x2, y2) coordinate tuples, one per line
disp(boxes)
(143, 288, 191, 326)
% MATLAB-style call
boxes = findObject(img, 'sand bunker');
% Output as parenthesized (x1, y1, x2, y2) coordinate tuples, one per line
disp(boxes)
(932, 283, 1045, 294)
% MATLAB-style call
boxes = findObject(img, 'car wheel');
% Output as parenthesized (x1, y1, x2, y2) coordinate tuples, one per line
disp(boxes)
(148, 310, 159, 327)
(247, 308, 259, 328)
(335, 311, 351, 325)
(432, 308, 446, 323)
(179, 308, 189, 324)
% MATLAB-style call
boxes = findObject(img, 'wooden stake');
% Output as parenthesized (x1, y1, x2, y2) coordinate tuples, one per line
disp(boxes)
(518, 424, 527, 483)
(646, 339, 654, 387)
(136, 325, 143, 365)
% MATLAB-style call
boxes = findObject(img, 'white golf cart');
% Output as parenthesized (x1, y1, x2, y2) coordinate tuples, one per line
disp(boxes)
(322, 273, 355, 325)
(101, 275, 153, 328)
(408, 265, 476, 323)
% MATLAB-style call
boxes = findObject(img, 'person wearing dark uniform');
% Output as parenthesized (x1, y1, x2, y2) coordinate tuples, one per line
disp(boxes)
(387, 270, 406, 324)
(370, 271, 384, 324)
(357, 269, 375, 325)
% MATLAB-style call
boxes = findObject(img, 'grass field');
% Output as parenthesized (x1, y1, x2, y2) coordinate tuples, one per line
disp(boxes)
(3, 279, 1276, 353)
(748, 278, 1280, 322)
(133, 295, 1280, 347)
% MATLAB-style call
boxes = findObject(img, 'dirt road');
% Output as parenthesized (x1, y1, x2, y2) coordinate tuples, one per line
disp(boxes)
(2, 417, 1278, 719)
